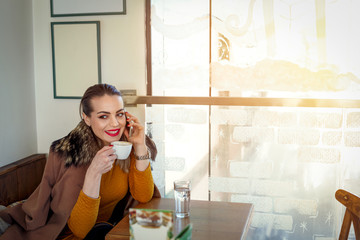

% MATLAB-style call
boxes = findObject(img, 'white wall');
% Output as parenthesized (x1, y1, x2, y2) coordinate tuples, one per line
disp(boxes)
(33, 0, 147, 153)
(0, 0, 37, 167)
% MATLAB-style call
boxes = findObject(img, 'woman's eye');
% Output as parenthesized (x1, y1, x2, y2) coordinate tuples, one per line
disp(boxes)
(99, 115, 107, 119)
(117, 112, 125, 117)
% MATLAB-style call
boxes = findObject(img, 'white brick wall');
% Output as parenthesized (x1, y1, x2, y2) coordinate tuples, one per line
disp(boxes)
(233, 127, 274, 143)
(250, 212, 293, 231)
(253, 110, 297, 127)
(298, 147, 341, 163)
(209, 177, 249, 194)
(146, 105, 165, 123)
(211, 109, 248, 125)
(322, 131, 342, 146)
(167, 107, 207, 124)
(149, 106, 360, 239)
(229, 161, 273, 178)
(274, 198, 318, 216)
(299, 112, 342, 128)
(164, 157, 185, 171)
(165, 124, 186, 139)
(231, 194, 273, 212)
(278, 129, 320, 145)
(252, 180, 295, 197)
(346, 112, 360, 128)
(344, 131, 360, 147)
(150, 124, 165, 139)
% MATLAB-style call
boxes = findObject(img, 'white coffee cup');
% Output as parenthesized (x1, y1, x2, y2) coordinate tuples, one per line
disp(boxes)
(111, 141, 132, 160)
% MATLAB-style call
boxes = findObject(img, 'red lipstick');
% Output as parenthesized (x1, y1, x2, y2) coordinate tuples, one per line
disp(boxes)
(105, 129, 120, 137)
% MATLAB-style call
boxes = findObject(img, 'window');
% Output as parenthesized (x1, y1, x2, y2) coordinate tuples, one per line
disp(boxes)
(139, 0, 360, 239)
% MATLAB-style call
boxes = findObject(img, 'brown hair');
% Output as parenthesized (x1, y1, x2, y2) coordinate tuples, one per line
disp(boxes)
(80, 83, 122, 118)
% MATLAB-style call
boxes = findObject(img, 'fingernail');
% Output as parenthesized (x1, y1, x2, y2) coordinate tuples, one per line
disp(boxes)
(109, 145, 113, 147)
(127, 124, 130, 127)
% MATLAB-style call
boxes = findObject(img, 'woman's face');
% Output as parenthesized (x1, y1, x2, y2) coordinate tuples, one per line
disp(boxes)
(83, 94, 126, 145)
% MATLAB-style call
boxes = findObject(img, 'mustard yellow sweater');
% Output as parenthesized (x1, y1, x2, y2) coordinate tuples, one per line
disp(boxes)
(65, 158, 154, 239)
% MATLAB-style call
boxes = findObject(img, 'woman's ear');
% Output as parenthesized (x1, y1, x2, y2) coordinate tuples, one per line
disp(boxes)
(82, 112, 91, 127)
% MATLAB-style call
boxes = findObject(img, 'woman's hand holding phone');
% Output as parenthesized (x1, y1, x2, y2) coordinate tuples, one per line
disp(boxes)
(124, 112, 145, 147)
(124, 112, 149, 171)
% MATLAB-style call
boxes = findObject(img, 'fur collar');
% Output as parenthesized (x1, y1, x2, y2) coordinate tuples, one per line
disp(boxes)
(51, 121, 102, 167)
(51, 121, 157, 167)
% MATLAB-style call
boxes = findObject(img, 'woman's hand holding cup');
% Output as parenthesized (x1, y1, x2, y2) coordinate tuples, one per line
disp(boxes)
(88, 146, 117, 175)
(83, 146, 117, 198)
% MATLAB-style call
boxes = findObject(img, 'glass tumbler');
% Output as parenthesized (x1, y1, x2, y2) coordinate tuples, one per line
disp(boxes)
(174, 180, 191, 218)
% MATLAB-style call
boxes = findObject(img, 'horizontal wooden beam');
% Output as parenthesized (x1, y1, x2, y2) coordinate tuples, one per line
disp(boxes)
(123, 96, 360, 108)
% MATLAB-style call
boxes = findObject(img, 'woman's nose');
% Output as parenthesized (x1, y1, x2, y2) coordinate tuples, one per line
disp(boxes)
(110, 115, 120, 127)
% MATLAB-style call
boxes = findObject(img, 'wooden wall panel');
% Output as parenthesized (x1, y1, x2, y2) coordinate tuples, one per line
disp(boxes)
(0, 154, 47, 206)
(0, 170, 18, 206)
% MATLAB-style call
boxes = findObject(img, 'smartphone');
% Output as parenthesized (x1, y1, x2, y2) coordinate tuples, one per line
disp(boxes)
(129, 125, 133, 137)
(125, 112, 133, 137)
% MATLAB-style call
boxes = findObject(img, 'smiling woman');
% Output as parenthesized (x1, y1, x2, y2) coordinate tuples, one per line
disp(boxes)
(82, 94, 126, 145)
(0, 83, 160, 240)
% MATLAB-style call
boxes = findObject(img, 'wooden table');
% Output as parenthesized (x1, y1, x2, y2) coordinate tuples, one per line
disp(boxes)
(106, 198, 253, 240)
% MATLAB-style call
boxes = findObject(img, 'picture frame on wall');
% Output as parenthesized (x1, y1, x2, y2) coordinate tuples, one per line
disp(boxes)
(50, 0, 126, 17)
(51, 21, 101, 99)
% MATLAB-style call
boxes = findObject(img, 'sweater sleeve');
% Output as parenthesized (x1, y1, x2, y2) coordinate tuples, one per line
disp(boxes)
(128, 157, 154, 203)
(67, 190, 101, 239)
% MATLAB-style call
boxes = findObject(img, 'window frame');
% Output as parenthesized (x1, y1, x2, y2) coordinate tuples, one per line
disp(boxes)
(142, 0, 360, 109)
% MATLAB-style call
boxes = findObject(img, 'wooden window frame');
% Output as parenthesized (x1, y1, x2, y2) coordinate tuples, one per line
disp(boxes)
(142, 0, 360, 109)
